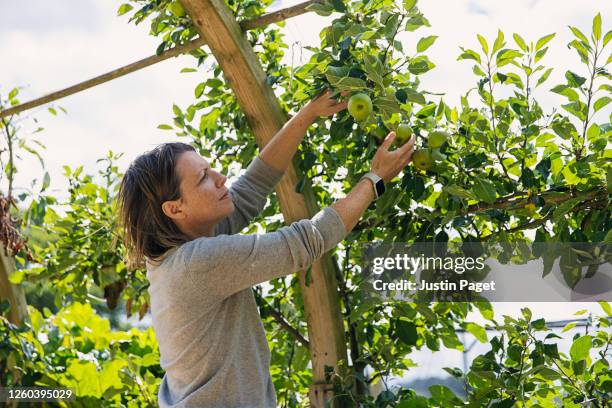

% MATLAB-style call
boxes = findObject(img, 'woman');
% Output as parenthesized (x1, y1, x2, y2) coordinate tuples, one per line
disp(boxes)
(117, 90, 415, 407)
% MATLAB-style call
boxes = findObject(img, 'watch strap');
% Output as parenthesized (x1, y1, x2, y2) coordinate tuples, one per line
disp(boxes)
(361, 172, 386, 199)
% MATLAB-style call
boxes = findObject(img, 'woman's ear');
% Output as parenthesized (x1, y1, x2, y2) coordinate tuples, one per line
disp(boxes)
(161, 199, 185, 220)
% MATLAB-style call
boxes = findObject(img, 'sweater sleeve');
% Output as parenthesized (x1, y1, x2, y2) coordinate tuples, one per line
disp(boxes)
(214, 156, 284, 236)
(183, 207, 347, 305)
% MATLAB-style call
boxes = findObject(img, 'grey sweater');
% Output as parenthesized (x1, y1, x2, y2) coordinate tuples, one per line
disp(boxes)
(145, 156, 347, 407)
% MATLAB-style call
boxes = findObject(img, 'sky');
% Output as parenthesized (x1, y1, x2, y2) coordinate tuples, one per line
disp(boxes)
(1, 1, 610, 336)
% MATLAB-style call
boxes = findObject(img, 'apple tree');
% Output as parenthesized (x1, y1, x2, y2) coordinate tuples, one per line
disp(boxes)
(2, 0, 610, 407)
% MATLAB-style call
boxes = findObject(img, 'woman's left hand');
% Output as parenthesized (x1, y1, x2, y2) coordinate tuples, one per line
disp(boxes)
(301, 89, 348, 120)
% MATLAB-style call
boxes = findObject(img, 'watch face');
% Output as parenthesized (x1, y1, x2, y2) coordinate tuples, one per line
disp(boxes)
(375, 180, 385, 197)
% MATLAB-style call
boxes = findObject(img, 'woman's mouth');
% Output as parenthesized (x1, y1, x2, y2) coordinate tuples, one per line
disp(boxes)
(220, 191, 230, 200)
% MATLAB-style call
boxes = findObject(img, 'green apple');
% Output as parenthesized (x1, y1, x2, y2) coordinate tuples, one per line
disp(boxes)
(395, 124, 413, 145)
(348, 93, 373, 122)
(168, 1, 186, 17)
(412, 148, 434, 171)
(427, 130, 450, 148)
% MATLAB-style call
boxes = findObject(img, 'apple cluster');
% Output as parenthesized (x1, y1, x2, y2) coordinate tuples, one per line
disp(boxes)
(347, 94, 450, 171)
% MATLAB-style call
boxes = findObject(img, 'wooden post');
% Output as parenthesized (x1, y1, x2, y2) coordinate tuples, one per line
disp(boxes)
(0, 249, 29, 326)
(179, 0, 347, 405)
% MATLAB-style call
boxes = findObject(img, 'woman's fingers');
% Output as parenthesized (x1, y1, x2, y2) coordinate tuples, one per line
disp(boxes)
(331, 100, 348, 112)
(399, 134, 416, 154)
(381, 132, 397, 150)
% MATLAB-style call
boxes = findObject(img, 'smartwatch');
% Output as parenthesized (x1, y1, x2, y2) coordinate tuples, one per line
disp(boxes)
(361, 172, 386, 200)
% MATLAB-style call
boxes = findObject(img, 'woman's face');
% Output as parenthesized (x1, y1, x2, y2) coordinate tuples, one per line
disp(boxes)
(163, 150, 234, 238)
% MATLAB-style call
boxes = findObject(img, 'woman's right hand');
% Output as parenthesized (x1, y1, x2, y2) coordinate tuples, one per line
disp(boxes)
(370, 132, 416, 183)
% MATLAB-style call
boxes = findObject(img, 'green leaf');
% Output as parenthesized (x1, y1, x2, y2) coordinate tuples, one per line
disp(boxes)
(569, 335, 592, 362)
(403, 0, 417, 10)
(157, 124, 173, 130)
(417, 35, 438, 53)
(472, 177, 496, 204)
(306, 2, 334, 16)
(568, 26, 588, 44)
(42, 171, 51, 191)
(535, 67, 553, 88)
(537, 367, 561, 381)
(408, 55, 435, 75)
(594, 96, 611, 113)
(397, 397, 428, 408)
(553, 197, 582, 221)
(405, 14, 431, 32)
(457, 47, 481, 64)
(496, 49, 522, 66)
(363, 54, 385, 89)
(475, 301, 494, 321)
(415, 102, 436, 118)
(374, 95, 402, 115)
(117, 3, 133, 16)
(325, 71, 367, 91)
(465, 322, 488, 343)
(67, 360, 103, 398)
(477, 34, 489, 55)
(400, 88, 426, 105)
(396, 319, 418, 346)
(531, 318, 546, 330)
(100, 360, 127, 391)
(544, 343, 559, 358)
(593, 13, 602, 40)
(534, 46, 549, 63)
(598, 301, 612, 317)
(383, 14, 400, 40)
(535, 33, 555, 50)
(8, 87, 18, 100)
(429, 385, 461, 403)
(443, 184, 474, 200)
(561, 101, 587, 121)
(565, 70, 587, 87)
(513, 33, 528, 51)
(156, 41, 167, 56)
(587, 123, 600, 140)
(550, 84, 579, 102)
(195, 82, 205, 98)
(604, 29, 612, 47)
(172, 104, 182, 116)
(180, 67, 197, 73)
(329, 0, 346, 12)
(492, 30, 505, 54)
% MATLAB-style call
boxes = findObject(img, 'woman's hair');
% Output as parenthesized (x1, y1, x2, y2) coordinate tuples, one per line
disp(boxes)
(116, 142, 196, 269)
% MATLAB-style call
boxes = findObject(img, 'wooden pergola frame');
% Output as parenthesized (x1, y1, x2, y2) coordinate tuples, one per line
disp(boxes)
(0, 0, 323, 119)
(0, 1, 351, 406)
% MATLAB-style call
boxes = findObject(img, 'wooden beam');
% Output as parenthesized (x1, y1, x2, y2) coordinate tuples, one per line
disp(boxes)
(179, 0, 346, 406)
(0, 0, 323, 119)
(0, 37, 206, 119)
(0, 250, 29, 326)
(240, 0, 323, 30)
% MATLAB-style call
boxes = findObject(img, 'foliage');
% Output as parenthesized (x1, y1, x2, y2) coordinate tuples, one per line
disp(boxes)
(1, 0, 610, 407)
(13, 152, 150, 318)
(1, 301, 161, 407)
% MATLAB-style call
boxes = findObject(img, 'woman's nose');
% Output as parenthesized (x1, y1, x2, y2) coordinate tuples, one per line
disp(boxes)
(215, 172, 227, 187)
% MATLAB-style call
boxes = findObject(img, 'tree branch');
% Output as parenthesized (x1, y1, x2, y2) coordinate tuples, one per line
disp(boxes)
(353, 186, 606, 233)
(257, 293, 310, 349)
